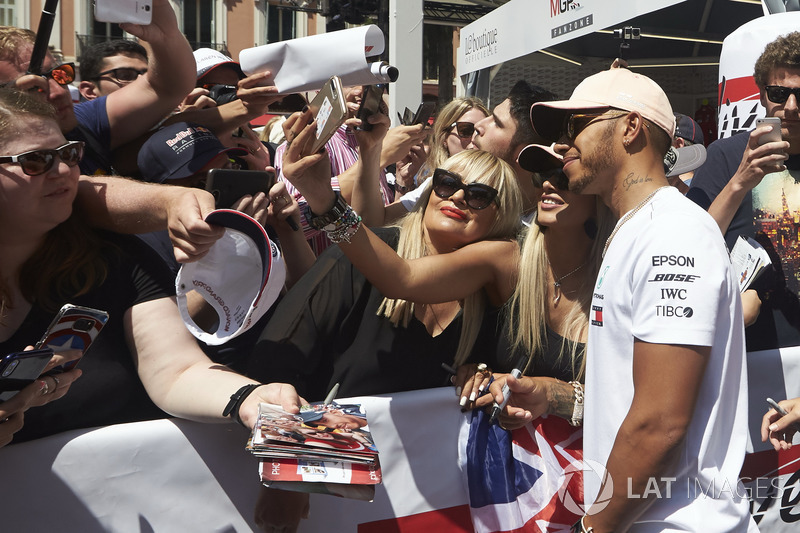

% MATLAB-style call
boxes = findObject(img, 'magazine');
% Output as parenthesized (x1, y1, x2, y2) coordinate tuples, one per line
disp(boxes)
(248, 402, 382, 499)
(730, 235, 771, 292)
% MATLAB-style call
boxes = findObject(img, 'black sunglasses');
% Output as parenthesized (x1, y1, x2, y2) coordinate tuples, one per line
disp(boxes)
(563, 112, 625, 141)
(432, 168, 498, 210)
(765, 85, 800, 105)
(450, 121, 475, 139)
(0, 141, 84, 176)
(96, 67, 148, 83)
(532, 167, 570, 190)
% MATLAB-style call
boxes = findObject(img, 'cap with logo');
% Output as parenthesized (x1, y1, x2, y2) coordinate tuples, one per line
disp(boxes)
(137, 122, 247, 183)
(674, 113, 705, 146)
(194, 48, 245, 81)
(176, 210, 286, 346)
(531, 68, 675, 144)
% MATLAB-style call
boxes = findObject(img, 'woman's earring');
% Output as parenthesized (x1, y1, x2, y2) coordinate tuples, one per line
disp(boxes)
(623, 138, 631, 147)
(583, 218, 598, 240)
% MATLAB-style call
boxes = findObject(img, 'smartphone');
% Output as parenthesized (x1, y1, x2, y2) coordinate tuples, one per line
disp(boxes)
(308, 76, 348, 153)
(411, 101, 436, 127)
(356, 84, 386, 131)
(0, 348, 55, 402)
(756, 117, 782, 145)
(94, 0, 153, 25)
(205, 169, 277, 209)
(36, 304, 109, 372)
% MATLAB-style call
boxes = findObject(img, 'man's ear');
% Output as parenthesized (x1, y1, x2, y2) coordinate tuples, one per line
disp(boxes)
(78, 80, 99, 101)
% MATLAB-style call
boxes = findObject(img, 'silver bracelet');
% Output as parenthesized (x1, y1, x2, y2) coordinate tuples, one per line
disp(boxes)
(568, 381, 584, 427)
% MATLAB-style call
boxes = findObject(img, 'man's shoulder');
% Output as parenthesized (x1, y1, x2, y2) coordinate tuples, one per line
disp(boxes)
(73, 95, 109, 119)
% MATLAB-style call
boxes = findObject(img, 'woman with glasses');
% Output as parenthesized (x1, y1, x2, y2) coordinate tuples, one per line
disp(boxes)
(418, 96, 489, 178)
(0, 89, 303, 446)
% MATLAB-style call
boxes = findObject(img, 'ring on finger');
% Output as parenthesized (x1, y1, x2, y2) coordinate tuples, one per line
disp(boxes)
(51, 375, 61, 388)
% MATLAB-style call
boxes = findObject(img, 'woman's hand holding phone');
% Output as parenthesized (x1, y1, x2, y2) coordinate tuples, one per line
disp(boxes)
(0, 347, 82, 447)
(281, 109, 336, 215)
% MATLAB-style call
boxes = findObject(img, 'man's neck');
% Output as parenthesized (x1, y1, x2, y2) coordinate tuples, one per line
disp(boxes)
(607, 162, 670, 218)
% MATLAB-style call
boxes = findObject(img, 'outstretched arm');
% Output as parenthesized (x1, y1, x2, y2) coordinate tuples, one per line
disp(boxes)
(280, 111, 517, 305)
(104, 0, 195, 148)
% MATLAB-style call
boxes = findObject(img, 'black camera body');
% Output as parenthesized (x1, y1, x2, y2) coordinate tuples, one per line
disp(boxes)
(207, 84, 239, 105)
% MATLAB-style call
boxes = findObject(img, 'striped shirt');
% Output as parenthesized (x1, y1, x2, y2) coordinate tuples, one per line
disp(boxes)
(274, 125, 392, 255)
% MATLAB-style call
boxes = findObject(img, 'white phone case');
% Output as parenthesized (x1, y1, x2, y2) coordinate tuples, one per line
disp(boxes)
(94, 0, 153, 25)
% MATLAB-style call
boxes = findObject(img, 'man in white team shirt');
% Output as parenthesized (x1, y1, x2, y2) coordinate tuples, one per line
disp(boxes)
(530, 68, 756, 532)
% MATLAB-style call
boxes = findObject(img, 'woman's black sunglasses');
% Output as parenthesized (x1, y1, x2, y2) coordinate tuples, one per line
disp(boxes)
(450, 121, 475, 139)
(0, 141, 84, 176)
(532, 167, 569, 190)
(432, 168, 498, 210)
(765, 85, 800, 105)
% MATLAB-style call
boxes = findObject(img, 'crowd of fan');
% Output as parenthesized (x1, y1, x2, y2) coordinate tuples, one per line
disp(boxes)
(0, 2, 799, 531)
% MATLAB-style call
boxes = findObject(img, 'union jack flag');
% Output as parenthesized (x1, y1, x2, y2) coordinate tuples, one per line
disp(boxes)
(460, 410, 584, 533)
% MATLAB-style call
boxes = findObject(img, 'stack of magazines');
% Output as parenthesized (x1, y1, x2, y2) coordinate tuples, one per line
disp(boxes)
(247, 402, 382, 500)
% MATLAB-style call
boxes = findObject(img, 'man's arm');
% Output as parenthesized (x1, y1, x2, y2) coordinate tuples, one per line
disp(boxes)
(76, 176, 223, 262)
(583, 341, 709, 533)
(103, 0, 195, 148)
(706, 126, 789, 234)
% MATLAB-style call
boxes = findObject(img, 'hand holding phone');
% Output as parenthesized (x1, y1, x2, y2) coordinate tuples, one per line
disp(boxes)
(37, 304, 109, 372)
(308, 76, 348, 153)
(94, 0, 153, 25)
(0, 348, 54, 402)
(356, 84, 386, 131)
(756, 117, 782, 146)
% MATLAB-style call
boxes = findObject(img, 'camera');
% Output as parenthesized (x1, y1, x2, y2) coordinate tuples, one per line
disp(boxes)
(207, 84, 239, 105)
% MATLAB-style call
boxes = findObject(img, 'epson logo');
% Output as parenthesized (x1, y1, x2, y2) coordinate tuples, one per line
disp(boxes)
(652, 255, 695, 267)
(656, 305, 694, 318)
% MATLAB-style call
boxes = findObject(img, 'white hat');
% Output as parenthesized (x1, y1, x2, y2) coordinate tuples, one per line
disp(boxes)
(663, 144, 707, 178)
(532, 68, 676, 143)
(193, 48, 244, 81)
(176, 210, 285, 345)
(517, 143, 562, 173)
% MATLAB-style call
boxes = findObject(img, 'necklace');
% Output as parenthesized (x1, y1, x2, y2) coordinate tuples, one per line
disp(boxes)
(548, 259, 587, 304)
(603, 186, 670, 258)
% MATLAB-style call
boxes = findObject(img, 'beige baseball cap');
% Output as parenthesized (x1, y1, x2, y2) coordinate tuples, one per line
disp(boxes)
(531, 68, 675, 143)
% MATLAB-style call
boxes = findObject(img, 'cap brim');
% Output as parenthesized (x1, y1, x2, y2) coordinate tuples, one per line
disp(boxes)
(664, 144, 706, 178)
(531, 100, 610, 144)
(199, 62, 245, 81)
(517, 144, 562, 173)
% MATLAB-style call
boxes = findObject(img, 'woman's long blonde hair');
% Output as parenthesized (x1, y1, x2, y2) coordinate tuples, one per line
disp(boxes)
(0, 89, 108, 314)
(377, 149, 523, 366)
(506, 198, 615, 379)
(420, 97, 489, 177)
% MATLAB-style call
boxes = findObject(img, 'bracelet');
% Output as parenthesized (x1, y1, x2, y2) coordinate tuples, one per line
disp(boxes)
(223, 383, 260, 428)
(304, 191, 350, 230)
(571, 516, 593, 533)
(394, 181, 414, 194)
(568, 381, 584, 427)
(325, 206, 362, 243)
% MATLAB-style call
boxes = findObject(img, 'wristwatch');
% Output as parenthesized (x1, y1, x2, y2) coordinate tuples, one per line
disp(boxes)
(394, 181, 414, 194)
(304, 191, 350, 230)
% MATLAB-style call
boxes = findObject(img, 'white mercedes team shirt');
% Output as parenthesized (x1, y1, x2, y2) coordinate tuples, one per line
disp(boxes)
(584, 186, 756, 532)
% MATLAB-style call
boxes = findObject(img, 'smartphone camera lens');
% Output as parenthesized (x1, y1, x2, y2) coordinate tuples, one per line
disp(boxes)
(74, 318, 95, 332)
(2, 360, 18, 377)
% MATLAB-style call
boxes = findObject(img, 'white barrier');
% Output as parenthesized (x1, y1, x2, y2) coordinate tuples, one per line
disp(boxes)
(1, 358, 799, 532)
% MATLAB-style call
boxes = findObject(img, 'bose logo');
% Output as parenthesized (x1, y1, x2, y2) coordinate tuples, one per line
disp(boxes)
(648, 273, 701, 283)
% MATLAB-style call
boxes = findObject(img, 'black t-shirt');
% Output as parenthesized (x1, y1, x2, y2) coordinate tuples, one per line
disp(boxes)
(248, 228, 505, 401)
(492, 320, 584, 382)
(3, 233, 175, 443)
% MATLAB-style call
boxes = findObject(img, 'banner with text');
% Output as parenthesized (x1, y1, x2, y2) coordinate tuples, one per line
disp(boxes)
(456, 0, 685, 75)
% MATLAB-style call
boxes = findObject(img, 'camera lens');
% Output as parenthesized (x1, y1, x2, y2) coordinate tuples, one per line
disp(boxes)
(207, 84, 239, 105)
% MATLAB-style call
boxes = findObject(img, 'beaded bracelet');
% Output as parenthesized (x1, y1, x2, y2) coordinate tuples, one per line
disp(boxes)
(325, 208, 362, 243)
